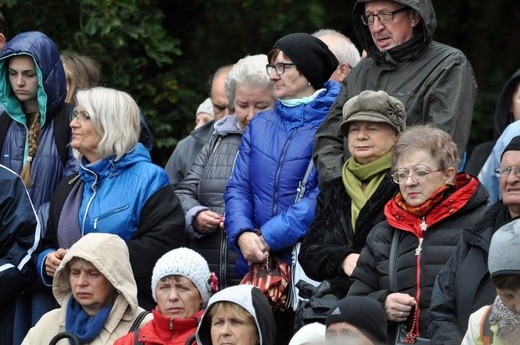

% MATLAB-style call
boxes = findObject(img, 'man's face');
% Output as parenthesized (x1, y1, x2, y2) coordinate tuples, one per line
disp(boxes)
(364, 0, 419, 51)
(211, 69, 232, 120)
(500, 150, 520, 218)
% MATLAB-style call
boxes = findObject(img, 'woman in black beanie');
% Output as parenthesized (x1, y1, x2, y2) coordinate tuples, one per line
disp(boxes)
(224, 32, 340, 345)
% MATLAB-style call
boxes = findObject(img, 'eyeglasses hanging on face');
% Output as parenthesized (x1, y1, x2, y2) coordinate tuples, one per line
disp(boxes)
(266, 62, 296, 76)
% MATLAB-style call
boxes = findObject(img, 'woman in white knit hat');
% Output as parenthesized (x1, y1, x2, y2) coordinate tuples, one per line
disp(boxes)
(115, 247, 219, 345)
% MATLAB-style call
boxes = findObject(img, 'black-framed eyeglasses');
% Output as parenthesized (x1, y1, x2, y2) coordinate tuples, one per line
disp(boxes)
(494, 166, 520, 177)
(266, 62, 296, 76)
(69, 109, 91, 123)
(361, 7, 409, 26)
(391, 168, 442, 184)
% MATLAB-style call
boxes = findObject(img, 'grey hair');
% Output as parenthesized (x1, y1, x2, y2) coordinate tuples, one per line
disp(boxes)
(225, 54, 274, 107)
(392, 124, 460, 171)
(313, 29, 361, 68)
(74, 87, 140, 161)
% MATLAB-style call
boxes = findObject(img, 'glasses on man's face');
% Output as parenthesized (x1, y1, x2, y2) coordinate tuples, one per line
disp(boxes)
(494, 166, 520, 178)
(69, 109, 91, 123)
(266, 62, 296, 76)
(391, 168, 442, 184)
(361, 7, 409, 26)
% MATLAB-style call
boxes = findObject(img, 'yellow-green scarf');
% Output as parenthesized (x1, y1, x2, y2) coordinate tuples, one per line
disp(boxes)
(342, 151, 393, 231)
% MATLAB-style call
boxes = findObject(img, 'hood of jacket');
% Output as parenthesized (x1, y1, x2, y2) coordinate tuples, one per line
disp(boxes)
(0, 31, 66, 127)
(52, 233, 139, 315)
(213, 114, 244, 137)
(352, 0, 436, 63)
(196, 285, 275, 345)
(79, 143, 151, 185)
(494, 68, 520, 138)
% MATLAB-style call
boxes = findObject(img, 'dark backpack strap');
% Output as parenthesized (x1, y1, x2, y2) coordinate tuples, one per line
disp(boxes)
(185, 333, 197, 345)
(480, 305, 494, 345)
(389, 230, 399, 292)
(54, 103, 74, 166)
(0, 112, 13, 153)
(129, 310, 151, 332)
(133, 329, 142, 345)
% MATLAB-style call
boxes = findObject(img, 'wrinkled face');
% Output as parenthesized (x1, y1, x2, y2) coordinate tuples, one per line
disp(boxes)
(267, 51, 314, 100)
(8, 55, 39, 104)
(195, 112, 214, 129)
(234, 84, 274, 131)
(395, 149, 454, 207)
(511, 84, 520, 121)
(364, 0, 419, 51)
(69, 259, 115, 316)
(347, 121, 396, 164)
(326, 323, 374, 345)
(69, 105, 100, 162)
(500, 150, 520, 218)
(496, 287, 520, 314)
(212, 72, 232, 120)
(156, 275, 202, 319)
(210, 308, 258, 345)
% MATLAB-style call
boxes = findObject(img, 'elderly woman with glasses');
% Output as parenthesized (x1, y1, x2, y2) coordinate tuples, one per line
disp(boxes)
(348, 125, 488, 342)
(224, 32, 339, 344)
(36, 87, 185, 311)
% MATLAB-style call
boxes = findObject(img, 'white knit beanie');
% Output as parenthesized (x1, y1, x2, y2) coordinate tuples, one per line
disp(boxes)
(151, 247, 212, 304)
(196, 98, 214, 117)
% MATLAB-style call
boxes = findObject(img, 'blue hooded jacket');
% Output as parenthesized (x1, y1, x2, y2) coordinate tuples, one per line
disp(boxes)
(224, 81, 340, 277)
(0, 31, 75, 208)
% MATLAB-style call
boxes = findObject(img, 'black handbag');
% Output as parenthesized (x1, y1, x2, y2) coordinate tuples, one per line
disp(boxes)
(293, 279, 339, 333)
(389, 231, 430, 344)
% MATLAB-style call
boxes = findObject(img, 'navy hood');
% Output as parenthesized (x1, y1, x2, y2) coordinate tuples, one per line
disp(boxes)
(494, 68, 520, 139)
(0, 31, 66, 126)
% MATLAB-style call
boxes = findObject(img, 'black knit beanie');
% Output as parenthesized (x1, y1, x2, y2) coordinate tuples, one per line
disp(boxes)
(326, 296, 387, 344)
(272, 32, 338, 90)
(501, 135, 520, 160)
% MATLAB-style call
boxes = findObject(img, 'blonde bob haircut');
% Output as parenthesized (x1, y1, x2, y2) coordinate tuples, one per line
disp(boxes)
(209, 301, 256, 329)
(74, 87, 140, 161)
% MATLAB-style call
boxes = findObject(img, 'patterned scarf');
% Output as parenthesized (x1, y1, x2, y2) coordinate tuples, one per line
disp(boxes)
(489, 295, 520, 344)
(393, 183, 453, 218)
(342, 151, 392, 231)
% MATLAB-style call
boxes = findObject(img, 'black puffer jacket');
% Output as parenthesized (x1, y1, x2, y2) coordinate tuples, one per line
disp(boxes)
(175, 114, 242, 288)
(428, 202, 515, 345)
(299, 174, 398, 298)
(348, 174, 488, 342)
(313, 0, 477, 184)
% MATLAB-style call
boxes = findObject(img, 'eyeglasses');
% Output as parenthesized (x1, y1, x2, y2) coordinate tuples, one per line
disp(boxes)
(391, 168, 442, 184)
(494, 166, 520, 177)
(266, 62, 296, 76)
(361, 7, 409, 26)
(70, 109, 91, 123)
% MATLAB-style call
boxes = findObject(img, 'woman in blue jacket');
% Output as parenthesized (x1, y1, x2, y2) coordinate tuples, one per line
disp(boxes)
(224, 32, 339, 344)
(37, 87, 185, 310)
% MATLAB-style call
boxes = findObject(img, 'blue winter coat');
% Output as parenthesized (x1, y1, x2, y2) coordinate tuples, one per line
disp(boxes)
(224, 81, 341, 277)
(0, 31, 75, 208)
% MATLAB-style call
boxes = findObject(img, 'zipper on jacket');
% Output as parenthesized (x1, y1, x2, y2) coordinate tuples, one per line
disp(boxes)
(81, 167, 98, 236)
(169, 318, 174, 330)
(272, 130, 296, 215)
(93, 205, 129, 230)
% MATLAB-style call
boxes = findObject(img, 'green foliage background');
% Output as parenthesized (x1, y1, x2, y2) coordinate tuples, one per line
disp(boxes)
(1, 0, 519, 165)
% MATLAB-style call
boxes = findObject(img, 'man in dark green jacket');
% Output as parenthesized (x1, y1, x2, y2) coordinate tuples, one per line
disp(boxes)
(313, 0, 477, 185)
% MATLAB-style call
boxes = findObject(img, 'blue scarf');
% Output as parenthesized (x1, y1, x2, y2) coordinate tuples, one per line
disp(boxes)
(66, 298, 113, 344)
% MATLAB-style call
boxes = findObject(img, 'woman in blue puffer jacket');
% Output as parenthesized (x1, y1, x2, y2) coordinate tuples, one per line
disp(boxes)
(36, 87, 185, 311)
(224, 32, 340, 345)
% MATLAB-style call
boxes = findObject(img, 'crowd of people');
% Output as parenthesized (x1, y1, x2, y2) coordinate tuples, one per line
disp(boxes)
(1, 0, 520, 344)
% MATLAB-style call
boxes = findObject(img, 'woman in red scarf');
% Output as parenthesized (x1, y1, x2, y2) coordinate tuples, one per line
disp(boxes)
(348, 125, 489, 344)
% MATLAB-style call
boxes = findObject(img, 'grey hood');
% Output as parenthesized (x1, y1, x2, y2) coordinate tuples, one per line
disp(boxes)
(196, 285, 275, 345)
(352, 0, 436, 63)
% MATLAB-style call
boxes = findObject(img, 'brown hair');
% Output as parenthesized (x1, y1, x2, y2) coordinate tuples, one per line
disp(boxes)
(61, 54, 100, 104)
(492, 275, 520, 291)
(20, 113, 41, 187)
